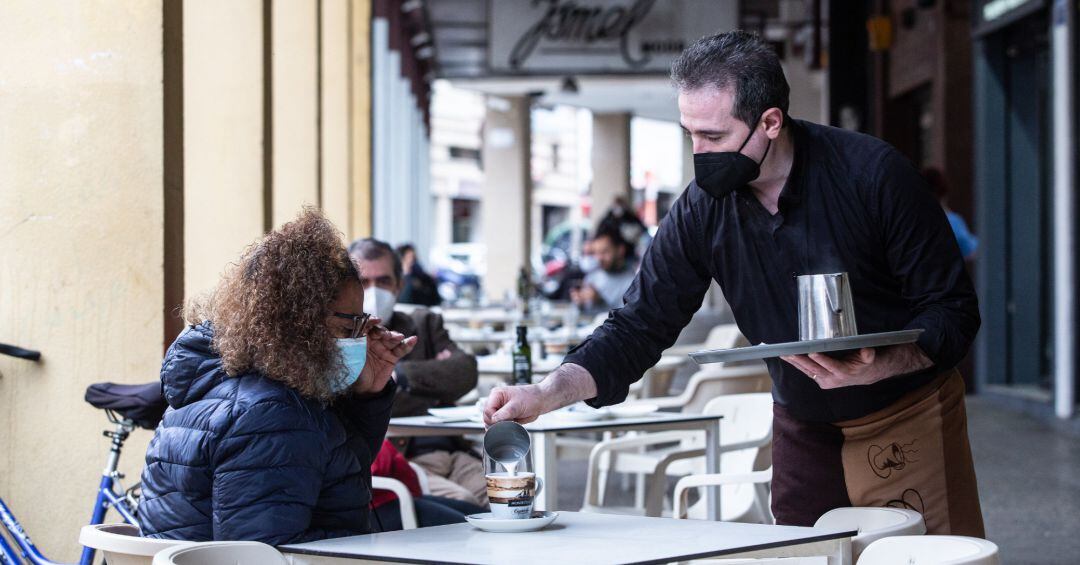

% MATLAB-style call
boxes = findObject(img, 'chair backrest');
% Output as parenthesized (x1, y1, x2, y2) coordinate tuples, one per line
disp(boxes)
(680, 393, 776, 522)
(702, 393, 773, 474)
(857, 536, 1000, 565)
(816, 507, 926, 561)
(78, 524, 193, 565)
(679, 364, 771, 414)
(371, 476, 419, 529)
(153, 541, 287, 565)
(408, 461, 431, 495)
(702, 324, 746, 351)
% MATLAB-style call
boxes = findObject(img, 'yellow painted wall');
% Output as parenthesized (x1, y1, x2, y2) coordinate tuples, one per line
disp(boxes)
(322, 0, 352, 236)
(183, 0, 266, 297)
(0, 1, 163, 559)
(0, 1, 375, 558)
(272, 0, 320, 228)
(351, 0, 373, 239)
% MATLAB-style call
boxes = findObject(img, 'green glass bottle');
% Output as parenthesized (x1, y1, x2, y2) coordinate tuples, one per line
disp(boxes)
(512, 325, 532, 386)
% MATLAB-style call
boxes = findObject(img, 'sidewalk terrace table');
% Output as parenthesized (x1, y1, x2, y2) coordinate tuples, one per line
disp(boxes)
(448, 327, 592, 350)
(439, 306, 577, 329)
(474, 354, 565, 377)
(386, 412, 723, 520)
(280, 511, 856, 565)
(474, 354, 685, 386)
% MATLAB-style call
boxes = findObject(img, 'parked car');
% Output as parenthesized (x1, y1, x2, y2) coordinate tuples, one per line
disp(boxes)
(429, 243, 484, 303)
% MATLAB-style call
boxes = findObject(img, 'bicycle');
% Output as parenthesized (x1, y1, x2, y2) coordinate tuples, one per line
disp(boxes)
(0, 342, 166, 565)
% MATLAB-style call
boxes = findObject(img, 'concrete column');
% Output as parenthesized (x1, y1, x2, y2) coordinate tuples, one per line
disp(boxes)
(183, 0, 266, 296)
(271, 0, 319, 227)
(590, 112, 631, 225)
(0, 1, 165, 557)
(434, 193, 453, 249)
(481, 95, 532, 301)
(321, 0, 351, 235)
(1052, 0, 1076, 419)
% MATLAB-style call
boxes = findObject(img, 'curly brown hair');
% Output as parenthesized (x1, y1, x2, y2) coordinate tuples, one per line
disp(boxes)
(185, 208, 358, 401)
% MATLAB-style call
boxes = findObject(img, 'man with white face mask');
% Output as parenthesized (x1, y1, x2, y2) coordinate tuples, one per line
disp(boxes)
(348, 238, 486, 506)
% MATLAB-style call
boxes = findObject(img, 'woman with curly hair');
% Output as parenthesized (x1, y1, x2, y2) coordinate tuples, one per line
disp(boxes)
(138, 209, 417, 544)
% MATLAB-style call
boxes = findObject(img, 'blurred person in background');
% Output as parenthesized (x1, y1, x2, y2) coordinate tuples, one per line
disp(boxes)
(396, 243, 441, 306)
(598, 196, 651, 256)
(569, 224, 639, 315)
(349, 238, 487, 506)
(922, 167, 978, 260)
(140, 210, 416, 544)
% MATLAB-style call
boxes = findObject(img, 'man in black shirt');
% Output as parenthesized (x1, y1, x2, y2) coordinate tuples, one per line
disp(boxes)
(483, 31, 983, 536)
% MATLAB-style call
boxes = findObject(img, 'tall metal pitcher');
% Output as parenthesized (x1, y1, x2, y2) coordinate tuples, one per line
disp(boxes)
(797, 273, 858, 340)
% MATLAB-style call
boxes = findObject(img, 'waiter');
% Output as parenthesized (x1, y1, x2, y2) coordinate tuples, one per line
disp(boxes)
(483, 30, 984, 537)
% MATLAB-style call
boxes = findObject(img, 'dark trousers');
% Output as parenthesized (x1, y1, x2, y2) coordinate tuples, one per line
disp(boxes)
(373, 495, 485, 531)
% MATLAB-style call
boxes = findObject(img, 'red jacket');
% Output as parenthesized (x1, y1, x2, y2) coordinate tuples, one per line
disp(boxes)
(370, 440, 422, 508)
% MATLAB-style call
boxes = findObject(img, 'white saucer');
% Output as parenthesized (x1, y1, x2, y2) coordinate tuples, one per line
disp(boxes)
(427, 406, 477, 421)
(609, 403, 660, 419)
(544, 403, 609, 422)
(465, 511, 558, 533)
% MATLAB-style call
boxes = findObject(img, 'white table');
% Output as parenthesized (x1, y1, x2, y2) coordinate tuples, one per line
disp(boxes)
(280, 511, 856, 565)
(474, 353, 565, 377)
(448, 326, 591, 350)
(440, 305, 577, 328)
(387, 412, 723, 520)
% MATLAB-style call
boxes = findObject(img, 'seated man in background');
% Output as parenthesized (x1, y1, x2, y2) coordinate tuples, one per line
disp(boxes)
(396, 242, 442, 306)
(570, 224, 640, 315)
(349, 238, 486, 506)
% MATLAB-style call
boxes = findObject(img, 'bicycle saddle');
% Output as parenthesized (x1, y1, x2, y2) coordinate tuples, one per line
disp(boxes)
(84, 381, 168, 430)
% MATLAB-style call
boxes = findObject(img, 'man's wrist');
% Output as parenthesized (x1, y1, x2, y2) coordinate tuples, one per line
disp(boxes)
(537, 363, 598, 412)
(878, 344, 934, 382)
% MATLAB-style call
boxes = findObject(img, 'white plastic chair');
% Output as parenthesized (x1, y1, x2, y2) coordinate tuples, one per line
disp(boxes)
(152, 541, 287, 565)
(371, 476, 419, 530)
(591, 361, 770, 507)
(408, 461, 432, 495)
(663, 323, 747, 358)
(78, 524, 193, 565)
(584, 391, 774, 517)
(634, 363, 772, 414)
(673, 468, 774, 524)
(815, 507, 926, 562)
(857, 536, 1000, 564)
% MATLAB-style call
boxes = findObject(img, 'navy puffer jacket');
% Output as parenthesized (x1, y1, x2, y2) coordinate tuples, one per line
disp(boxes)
(138, 323, 395, 544)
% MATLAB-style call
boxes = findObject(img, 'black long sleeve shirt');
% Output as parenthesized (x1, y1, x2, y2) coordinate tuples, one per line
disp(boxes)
(564, 120, 980, 423)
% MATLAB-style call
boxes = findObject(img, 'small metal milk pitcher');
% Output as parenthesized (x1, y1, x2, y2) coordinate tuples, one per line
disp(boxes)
(797, 273, 858, 340)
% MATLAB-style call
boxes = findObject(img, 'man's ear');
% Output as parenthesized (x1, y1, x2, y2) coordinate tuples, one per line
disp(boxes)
(763, 107, 784, 139)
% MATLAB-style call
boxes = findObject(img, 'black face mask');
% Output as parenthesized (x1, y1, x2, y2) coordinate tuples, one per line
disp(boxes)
(693, 116, 772, 200)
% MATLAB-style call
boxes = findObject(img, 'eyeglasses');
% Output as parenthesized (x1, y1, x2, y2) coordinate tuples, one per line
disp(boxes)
(332, 312, 372, 339)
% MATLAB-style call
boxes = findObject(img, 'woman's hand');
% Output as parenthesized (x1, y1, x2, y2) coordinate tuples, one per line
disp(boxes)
(352, 316, 418, 395)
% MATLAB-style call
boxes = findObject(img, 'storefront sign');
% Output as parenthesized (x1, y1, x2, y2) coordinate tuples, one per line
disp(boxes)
(489, 0, 738, 74)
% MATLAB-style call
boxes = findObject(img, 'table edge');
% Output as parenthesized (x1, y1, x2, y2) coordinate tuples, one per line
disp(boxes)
(388, 414, 724, 433)
(278, 528, 856, 565)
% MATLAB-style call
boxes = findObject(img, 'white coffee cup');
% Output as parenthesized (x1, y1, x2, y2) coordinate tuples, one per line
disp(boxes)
(486, 472, 544, 519)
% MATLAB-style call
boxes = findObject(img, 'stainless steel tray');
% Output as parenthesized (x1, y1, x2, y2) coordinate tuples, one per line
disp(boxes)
(689, 329, 924, 365)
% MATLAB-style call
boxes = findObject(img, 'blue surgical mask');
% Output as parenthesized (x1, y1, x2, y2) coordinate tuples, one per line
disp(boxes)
(330, 337, 367, 394)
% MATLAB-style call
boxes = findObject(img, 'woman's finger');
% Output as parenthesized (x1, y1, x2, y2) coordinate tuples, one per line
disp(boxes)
(392, 336, 418, 357)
